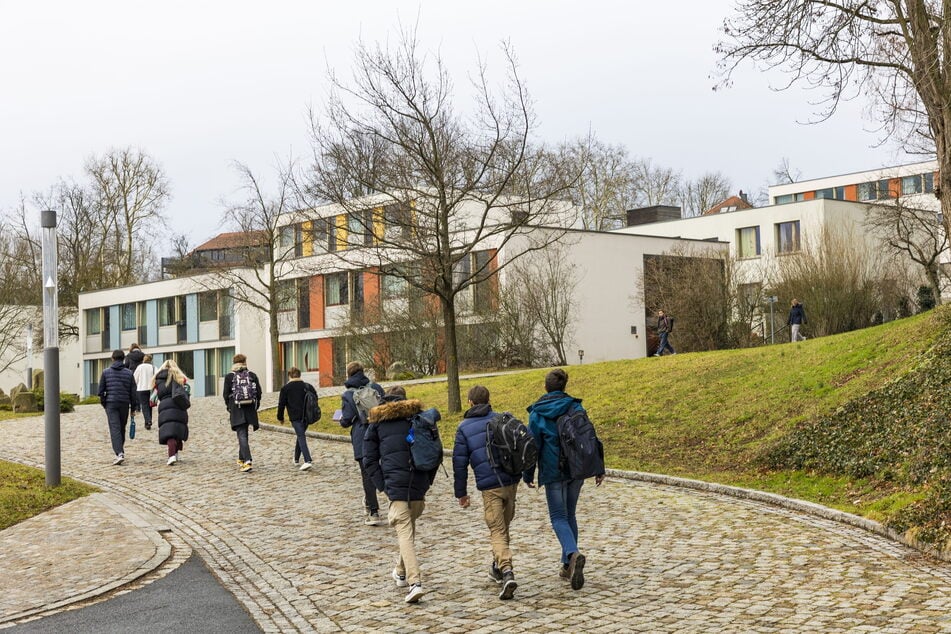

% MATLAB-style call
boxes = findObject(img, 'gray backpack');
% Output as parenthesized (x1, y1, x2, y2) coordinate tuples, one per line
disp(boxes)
(350, 384, 381, 424)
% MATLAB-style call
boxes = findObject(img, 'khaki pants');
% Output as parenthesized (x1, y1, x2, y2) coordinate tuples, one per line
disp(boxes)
(388, 500, 426, 585)
(482, 484, 518, 572)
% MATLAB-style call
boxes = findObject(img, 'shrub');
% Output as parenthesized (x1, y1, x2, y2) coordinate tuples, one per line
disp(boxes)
(32, 388, 77, 413)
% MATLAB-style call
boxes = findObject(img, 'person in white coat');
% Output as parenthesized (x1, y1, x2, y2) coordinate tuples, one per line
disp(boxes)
(134, 354, 156, 430)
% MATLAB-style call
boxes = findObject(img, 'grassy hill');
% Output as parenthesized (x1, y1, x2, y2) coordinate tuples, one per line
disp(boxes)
(267, 308, 951, 549)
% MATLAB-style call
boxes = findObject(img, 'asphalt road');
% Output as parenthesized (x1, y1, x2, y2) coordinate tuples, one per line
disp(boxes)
(10, 554, 261, 634)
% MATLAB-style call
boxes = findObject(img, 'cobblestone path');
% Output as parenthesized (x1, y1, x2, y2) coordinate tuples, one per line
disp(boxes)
(3, 398, 951, 633)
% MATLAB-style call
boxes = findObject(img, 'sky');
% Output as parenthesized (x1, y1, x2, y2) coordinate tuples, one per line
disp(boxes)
(0, 1, 913, 251)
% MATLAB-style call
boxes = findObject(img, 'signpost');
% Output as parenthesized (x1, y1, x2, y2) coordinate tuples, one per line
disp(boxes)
(766, 295, 779, 345)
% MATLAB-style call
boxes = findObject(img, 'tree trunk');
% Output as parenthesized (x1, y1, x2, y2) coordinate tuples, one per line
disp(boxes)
(269, 292, 282, 393)
(927, 265, 943, 307)
(440, 296, 461, 413)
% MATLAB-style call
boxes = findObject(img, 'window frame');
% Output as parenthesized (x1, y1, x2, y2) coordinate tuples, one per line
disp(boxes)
(736, 226, 761, 259)
(775, 220, 801, 255)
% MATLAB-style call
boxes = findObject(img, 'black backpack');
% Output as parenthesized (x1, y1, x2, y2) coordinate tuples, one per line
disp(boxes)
(232, 369, 258, 405)
(556, 407, 605, 480)
(667, 316, 674, 333)
(303, 386, 321, 426)
(486, 412, 537, 476)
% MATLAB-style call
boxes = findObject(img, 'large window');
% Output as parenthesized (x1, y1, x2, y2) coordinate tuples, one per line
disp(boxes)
(325, 272, 349, 306)
(860, 180, 895, 200)
(312, 217, 337, 254)
(298, 278, 310, 327)
(284, 340, 319, 373)
(121, 303, 136, 331)
(902, 173, 935, 195)
(776, 220, 801, 254)
(384, 204, 412, 241)
(199, 291, 219, 322)
(86, 309, 101, 335)
(738, 282, 762, 311)
(858, 181, 876, 201)
(736, 226, 761, 258)
(278, 224, 303, 258)
(473, 250, 495, 308)
(159, 298, 175, 327)
(382, 271, 407, 298)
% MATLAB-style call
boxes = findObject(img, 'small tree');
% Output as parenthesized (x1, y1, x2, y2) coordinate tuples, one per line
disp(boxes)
(680, 172, 732, 217)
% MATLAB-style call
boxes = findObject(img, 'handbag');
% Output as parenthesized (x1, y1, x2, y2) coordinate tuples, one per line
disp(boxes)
(149, 386, 159, 408)
(129, 412, 136, 439)
(172, 380, 191, 410)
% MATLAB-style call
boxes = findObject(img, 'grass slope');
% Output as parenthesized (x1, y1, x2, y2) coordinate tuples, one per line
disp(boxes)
(265, 310, 940, 531)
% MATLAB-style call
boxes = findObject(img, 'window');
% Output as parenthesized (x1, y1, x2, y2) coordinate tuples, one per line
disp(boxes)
(347, 211, 373, 248)
(877, 179, 893, 200)
(298, 278, 310, 327)
(774, 194, 794, 205)
(325, 272, 349, 306)
(312, 217, 337, 254)
(86, 309, 101, 335)
(858, 181, 876, 201)
(925, 172, 935, 193)
(121, 304, 136, 331)
(473, 250, 494, 308)
(276, 280, 297, 313)
(776, 220, 801, 254)
(738, 282, 762, 311)
(199, 291, 218, 322)
(382, 272, 407, 298)
(384, 204, 412, 241)
(736, 226, 761, 258)
(351, 271, 364, 314)
(159, 298, 175, 327)
(834, 186, 846, 200)
(278, 224, 302, 258)
(902, 173, 936, 195)
(816, 188, 834, 199)
(298, 340, 318, 372)
(453, 254, 472, 288)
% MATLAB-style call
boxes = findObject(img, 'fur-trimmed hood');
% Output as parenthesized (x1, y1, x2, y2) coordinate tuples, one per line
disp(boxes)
(368, 398, 423, 423)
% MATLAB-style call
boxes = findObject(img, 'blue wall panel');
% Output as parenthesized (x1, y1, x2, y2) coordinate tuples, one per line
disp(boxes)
(108, 305, 120, 350)
(193, 349, 207, 398)
(146, 300, 158, 347)
(186, 294, 199, 343)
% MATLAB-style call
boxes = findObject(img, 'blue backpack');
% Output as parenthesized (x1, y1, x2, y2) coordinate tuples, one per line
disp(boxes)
(406, 408, 444, 472)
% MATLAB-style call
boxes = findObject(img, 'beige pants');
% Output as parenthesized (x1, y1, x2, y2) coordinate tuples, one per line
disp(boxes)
(388, 499, 426, 585)
(482, 484, 518, 572)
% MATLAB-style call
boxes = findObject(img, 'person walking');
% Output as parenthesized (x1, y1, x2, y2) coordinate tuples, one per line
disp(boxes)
(134, 353, 156, 430)
(525, 369, 604, 591)
(124, 343, 145, 373)
(223, 353, 262, 473)
(654, 310, 675, 356)
(788, 299, 807, 342)
(276, 367, 318, 471)
(340, 361, 385, 525)
(452, 385, 523, 600)
(97, 349, 139, 465)
(153, 359, 190, 466)
(363, 386, 439, 604)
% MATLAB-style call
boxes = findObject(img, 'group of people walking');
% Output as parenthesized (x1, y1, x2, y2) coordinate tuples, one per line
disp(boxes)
(99, 350, 605, 605)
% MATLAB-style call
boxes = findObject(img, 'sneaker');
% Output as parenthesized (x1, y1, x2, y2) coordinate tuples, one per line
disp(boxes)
(568, 551, 586, 590)
(365, 512, 383, 526)
(144, 424, 152, 430)
(167, 454, 177, 466)
(559, 563, 570, 579)
(112, 453, 124, 466)
(175, 452, 181, 463)
(404, 584, 425, 603)
(488, 563, 503, 584)
(236, 459, 246, 467)
(499, 570, 517, 600)
(391, 568, 407, 588)
(299, 462, 313, 472)
(240, 461, 253, 473)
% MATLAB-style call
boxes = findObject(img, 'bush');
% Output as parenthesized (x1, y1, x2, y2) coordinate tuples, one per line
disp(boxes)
(918, 285, 937, 312)
(32, 388, 77, 413)
(78, 396, 101, 405)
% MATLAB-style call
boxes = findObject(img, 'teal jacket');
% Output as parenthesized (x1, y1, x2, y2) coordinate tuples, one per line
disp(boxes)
(524, 391, 583, 486)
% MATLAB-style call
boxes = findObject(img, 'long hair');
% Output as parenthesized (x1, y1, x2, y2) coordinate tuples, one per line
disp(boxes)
(158, 359, 187, 387)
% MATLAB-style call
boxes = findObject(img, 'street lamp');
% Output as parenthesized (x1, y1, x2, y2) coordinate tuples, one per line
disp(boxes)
(41, 210, 60, 487)
(578, 349, 585, 364)
(766, 295, 778, 345)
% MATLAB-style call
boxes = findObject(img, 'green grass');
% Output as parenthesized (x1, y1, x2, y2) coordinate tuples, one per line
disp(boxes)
(0, 460, 97, 530)
(262, 311, 939, 525)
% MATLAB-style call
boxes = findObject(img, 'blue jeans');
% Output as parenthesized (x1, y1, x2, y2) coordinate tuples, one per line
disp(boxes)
(656, 332, 675, 356)
(291, 420, 312, 463)
(544, 478, 584, 564)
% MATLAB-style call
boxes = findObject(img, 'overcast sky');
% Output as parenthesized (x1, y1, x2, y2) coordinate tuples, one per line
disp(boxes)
(0, 1, 912, 250)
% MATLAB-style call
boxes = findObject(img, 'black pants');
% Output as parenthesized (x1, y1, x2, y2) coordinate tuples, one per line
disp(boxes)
(105, 405, 129, 456)
(137, 390, 153, 427)
(358, 460, 379, 513)
(236, 424, 252, 463)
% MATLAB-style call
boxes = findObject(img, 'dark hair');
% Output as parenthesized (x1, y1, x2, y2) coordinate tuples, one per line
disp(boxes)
(111, 349, 125, 361)
(467, 385, 490, 405)
(545, 368, 568, 393)
(288, 367, 301, 378)
(346, 361, 363, 377)
(386, 385, 406, 399)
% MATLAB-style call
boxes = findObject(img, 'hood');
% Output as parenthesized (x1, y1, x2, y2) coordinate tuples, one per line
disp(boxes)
(344, 371, 370, 389)
(231, 363, 248, 373)
(368, 398, 423, 423)
(527, 391, 581, 419)
(110, 360, 125, 370)
(155, 369, 169, 382)
(463, 403, 492, 419)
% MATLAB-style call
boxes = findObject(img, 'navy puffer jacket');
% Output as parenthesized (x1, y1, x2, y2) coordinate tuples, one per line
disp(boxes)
(362, 397, 435, 501)
(154, 369, 189, 444)
(452, 404, 520, 498)
(98, 361, 138, 410)
(340, 371, 384, 460)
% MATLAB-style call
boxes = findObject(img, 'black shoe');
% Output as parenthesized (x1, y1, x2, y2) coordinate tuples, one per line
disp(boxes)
(559, 563, 570, 579)
(499, 571, 517, 600)
(144, 424, 152, 430)
(488, 563, 503, 584)
(568, 552, 586, 590)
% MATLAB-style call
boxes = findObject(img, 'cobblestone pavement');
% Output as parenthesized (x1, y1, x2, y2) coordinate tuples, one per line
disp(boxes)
(3, 398, 951, 632)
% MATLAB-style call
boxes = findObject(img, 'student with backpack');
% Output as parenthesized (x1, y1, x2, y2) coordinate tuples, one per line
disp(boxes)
(340, 361, 385, 525)
(223, 353, 263, 473)
(277, 367, 319, 471)
(362, 386, 440, 604)
(654, 309, 676, 357)
(452, 385, 533, 600)
(525, 368, 605, 591)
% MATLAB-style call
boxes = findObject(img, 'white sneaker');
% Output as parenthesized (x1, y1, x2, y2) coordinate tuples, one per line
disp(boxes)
(113, 453, 124, 465)
(366, 512, 384, 526)
(391, 568, 408, 588)
(404, 584, 425, 603)
(167, 454, 178, 466)
(299, 462, 312, 471)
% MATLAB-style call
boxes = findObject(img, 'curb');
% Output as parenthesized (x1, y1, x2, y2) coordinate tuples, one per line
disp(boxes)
(260, 423, 949, 563)
(0, 492, 173, 626)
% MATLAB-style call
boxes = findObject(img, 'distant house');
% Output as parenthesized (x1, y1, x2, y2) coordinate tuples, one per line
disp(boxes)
(161, 230, 269, 278)
(702, 191, 754, 216)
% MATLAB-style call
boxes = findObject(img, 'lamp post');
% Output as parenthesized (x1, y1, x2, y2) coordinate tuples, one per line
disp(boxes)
(41, 210, 60, 487)
(766, 295, 778, 345)
(578, 349, 585, 364)
(25, 324, 33, 389)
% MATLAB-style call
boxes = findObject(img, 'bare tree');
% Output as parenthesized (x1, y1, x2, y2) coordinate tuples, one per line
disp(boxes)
(631, 158, 682, 208)
(716, 1, 951, 242)
(305, 28, 577, 412)
(772, 157, 802, 185)
(680, 172, 732, 217)
(558, 135, 632, 230)
(866, 199, 946, 305)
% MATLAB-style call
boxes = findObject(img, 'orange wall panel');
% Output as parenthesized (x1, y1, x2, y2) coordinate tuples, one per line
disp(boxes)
(364, 267, 380, 309)
(889, 178, 901, 198)
(803, 191, 815, 201)
(309, 275, 324, 330)
(844, 184, 858, 201)
(318, 337, 334, 387)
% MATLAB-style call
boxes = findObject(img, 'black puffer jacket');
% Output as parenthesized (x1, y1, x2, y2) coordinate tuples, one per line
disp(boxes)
(98, 361, 138, 409)
(363, 397, 435, 501)
(124, 348, 145, 373)
(340, 371, 384, 460)
(154, 370, 189, 444)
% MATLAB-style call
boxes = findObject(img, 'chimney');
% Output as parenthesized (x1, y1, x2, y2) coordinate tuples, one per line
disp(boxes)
(739, 190, 748, 204)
